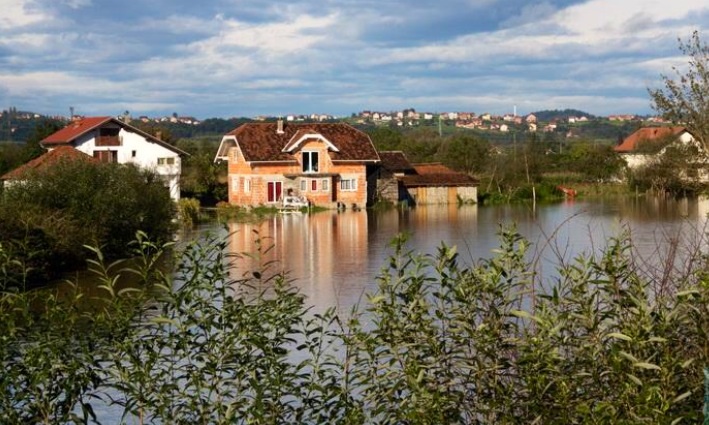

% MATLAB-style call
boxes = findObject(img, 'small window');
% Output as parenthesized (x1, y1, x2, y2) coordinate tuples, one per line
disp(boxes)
(340, 178, 357, 191)
(300, 179, 307, 192)
(311, 179, 317, 191)
(321, 179, 329, 192)
(131, 150, 137, 158)
(157, 157, 175, 165)
(244, 178, 251, 193)
(231, 176, 239, 193)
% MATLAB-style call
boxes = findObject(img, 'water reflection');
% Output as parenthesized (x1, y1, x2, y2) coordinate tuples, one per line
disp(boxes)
(220, 197, 709, 312)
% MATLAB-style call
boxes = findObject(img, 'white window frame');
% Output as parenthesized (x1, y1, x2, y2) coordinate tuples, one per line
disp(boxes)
(300, 179, 307, 192)
(302, 151, 319, 173)
(231, 176, 240, 193)
(321, 179, 329, 192)
(244, 178, 251, 193)
(310, 179, 318, 192)
(340, 178, 357, 191)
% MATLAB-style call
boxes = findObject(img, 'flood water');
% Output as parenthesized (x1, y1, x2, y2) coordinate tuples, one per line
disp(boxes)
(74, 195, 709, 422)
(194, 196, 709, 313)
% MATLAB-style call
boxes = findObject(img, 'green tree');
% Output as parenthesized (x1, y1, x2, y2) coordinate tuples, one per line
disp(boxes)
(439, 133, 490, 175)
(649, 30, 709, 150)
(0, 160, 175, 286)
(22, 118, 64, 161)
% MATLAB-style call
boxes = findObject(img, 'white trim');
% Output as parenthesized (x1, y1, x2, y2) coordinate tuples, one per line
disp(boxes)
(214, 136, 237, 162)
(283, 133, 339, 153)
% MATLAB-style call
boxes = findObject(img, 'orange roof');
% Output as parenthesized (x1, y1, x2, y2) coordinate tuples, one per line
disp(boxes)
(41, 116, 112, 146)
(40, 116, 188, 156)
(400, 163, 479, 187)
(614, 126, 689, 153)
(1, 146, 98, 180)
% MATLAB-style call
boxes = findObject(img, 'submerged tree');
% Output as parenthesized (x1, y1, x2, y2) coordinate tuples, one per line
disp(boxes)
(648, 30, 709, 150)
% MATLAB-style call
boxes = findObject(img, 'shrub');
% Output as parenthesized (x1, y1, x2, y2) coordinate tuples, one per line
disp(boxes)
(0, 160, 175, 287)
(1, 229, 708, 423)
(177, 197, 201, 226)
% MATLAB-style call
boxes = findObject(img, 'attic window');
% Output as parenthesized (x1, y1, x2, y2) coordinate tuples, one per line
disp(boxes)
(302, 151, 319, 173)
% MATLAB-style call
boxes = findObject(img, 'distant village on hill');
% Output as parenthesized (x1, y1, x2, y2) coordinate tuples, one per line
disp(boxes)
(0, 106, 670, 145)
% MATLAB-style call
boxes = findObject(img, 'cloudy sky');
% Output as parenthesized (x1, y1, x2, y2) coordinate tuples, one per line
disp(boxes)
(1, 0, 707, 119)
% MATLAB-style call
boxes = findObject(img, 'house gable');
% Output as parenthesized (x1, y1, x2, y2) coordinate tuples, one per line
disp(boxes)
(615, 126, 693, 153)
(283, 131, 340, 154)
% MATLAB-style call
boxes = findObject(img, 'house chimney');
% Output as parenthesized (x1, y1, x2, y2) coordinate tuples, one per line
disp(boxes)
(277, 118, 284, 134)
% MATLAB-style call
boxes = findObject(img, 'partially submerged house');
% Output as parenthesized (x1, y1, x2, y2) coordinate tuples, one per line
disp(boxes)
(614, 126, 699, 170)
(214, 121, 381, 208)
(399, 163, 479, 205)
(33, 116, 187, 200)
(215, 122, 480, 209)
(376, 151, 479, 205)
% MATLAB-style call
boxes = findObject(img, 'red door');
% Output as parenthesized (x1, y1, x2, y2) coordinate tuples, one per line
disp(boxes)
(267, 181, 282, 203)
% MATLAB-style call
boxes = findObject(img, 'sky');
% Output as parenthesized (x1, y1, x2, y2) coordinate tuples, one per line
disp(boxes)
(0, 0, 708, 119)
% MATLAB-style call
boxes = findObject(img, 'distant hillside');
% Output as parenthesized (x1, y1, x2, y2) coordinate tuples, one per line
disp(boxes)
(530, 109, 594, 122)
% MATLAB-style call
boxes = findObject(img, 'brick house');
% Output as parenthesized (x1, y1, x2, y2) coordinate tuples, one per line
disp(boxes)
(214, 121, 380, 208)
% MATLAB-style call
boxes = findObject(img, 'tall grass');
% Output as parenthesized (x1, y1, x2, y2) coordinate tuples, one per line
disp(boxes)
(0, 227, 707, 423)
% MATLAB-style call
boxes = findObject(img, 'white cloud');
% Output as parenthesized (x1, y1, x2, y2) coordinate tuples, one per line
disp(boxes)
(0, 0, 49, 29)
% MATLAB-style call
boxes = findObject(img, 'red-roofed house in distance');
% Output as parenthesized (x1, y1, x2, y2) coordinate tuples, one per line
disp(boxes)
(1, 145, 97, 185)
(214, 120, 380, 208)
(614, 126, 700, 170)
(37, 116, 187, 200)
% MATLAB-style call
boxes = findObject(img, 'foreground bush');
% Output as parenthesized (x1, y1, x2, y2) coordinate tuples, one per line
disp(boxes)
(0, 228, 707, 423)
(0, 160, 175, 287)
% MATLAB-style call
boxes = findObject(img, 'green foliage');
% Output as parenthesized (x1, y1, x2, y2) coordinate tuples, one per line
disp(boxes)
(438, 133, 490, 174)
(176, 138, 227, 205)
(0, 161, 175, 287)
(629, 142, 708, 194)
(177, 197, 202, 226)
(649, 30, 709, 150)
(561, 142, 626, 181)
(1, 228, 709, 423)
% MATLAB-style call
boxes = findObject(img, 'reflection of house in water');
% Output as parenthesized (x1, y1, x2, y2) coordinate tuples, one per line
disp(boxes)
(227, 211, 370, 310)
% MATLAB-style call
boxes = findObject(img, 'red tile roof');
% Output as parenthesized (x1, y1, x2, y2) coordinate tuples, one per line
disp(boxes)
(378, 151, 415, 173)
(226, 122, 379, 162)
(614, 126, 689, 153)
(41, 116, 112, 146)
(1, 146, 98, 180)
(41, 116, 188, 155)
(400, 163, 479, 187)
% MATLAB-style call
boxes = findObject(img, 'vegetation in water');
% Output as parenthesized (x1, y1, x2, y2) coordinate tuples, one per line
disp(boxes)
(0, 160, 175, 288)
(1, 226, 708, 424)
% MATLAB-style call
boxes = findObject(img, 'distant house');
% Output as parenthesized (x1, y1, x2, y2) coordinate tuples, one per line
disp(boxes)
(214, 121, 380, 209)
(1, 145, 97, 187)
(614, 126, 699, 170)
(525, 114, 537, 123)
(36, 116, 187, 200)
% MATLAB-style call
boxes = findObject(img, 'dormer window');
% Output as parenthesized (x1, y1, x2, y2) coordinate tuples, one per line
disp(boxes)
(302, 151, 319, 173)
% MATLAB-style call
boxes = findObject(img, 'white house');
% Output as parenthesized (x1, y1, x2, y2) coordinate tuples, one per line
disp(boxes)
(39, 116, 187, 200)
(614, 126, 699, 170)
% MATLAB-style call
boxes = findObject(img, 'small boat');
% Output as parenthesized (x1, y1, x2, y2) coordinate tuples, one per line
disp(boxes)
(279, 195, 309, 213)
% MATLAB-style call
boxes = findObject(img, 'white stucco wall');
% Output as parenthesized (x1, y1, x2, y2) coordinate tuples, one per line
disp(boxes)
(70, 128, 182, 201)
